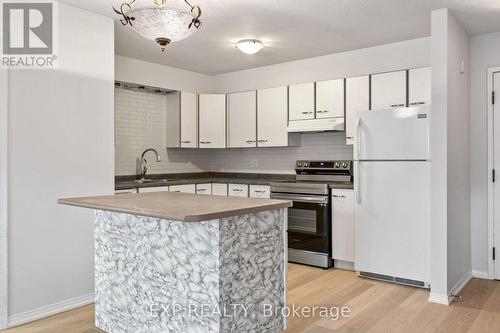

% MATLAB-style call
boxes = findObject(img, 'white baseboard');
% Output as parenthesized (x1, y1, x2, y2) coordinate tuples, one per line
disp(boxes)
(428, 293, 449, 305)
(334, 260, 355, 271)
(7, 293, 94, 328)
(472, 270, 493, 280)
(448, 271, 472, 303)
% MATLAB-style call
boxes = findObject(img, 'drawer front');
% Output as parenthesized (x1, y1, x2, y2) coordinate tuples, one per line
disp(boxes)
(169, 184, 196, 193)
(249, 185, 270, 198)
(228, 184, 249, 197)
(212, 183, 228, 196)
(196, 183, 212, 195)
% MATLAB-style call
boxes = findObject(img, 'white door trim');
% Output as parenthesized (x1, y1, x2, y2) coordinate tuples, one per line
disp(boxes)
(0, 68, 8, 328)
(487, 67, 500, 280)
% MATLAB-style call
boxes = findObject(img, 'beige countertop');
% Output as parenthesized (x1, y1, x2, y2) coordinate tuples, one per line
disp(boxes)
(58, 192, 292, 222)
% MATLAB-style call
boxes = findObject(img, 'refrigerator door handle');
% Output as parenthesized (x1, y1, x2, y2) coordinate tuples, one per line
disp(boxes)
(356, 117, 362, 160)
(356, 162, 361, 204)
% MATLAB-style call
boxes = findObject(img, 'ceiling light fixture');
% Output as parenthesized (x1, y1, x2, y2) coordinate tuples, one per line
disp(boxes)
(113, 0, 202, 52)
(236, 39, 264, 55)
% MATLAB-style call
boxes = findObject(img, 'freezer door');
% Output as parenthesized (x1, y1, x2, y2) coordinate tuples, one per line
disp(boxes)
(354, 161, 430, 283)
(355, 106, 430, 160)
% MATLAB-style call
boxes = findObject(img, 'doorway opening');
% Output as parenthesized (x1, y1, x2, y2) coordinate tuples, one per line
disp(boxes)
(488, 68, 500, 280)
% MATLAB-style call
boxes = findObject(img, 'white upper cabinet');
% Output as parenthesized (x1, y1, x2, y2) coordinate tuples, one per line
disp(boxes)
(316, 79, 344, 119)
(228, 91, 257, 148)
(257, 86, 290, 147)
(180, 92, 198, 148)
(199, 94, 226, 148)
(289, 83, 315, 121)
(345, 75, 370, 145)
(409, 67, 431, 106)
(371, 70, 407, 110)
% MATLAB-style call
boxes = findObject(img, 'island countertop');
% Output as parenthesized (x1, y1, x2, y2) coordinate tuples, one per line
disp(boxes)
(58, 191, 292, 222)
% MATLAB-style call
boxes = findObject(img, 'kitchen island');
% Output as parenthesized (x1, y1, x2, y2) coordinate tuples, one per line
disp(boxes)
(58, 192, 291, 333)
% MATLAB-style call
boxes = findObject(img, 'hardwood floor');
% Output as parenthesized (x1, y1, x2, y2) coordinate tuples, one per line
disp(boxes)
(4, 264, 500, 333)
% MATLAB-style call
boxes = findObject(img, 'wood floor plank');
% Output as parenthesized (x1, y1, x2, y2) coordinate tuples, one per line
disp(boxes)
(433, 278, 496, 333)
(3, 267, 500, 333)
(331, 283, 415, 332)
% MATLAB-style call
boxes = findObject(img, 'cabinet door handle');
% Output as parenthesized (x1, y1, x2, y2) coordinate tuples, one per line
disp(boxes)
(346, 136, 354, 139)
(200, 141, 211, 144)
(332, 194, 346, 198)
(301, 111, 314, 115)
(257, 139, 268, 143)
(317, 110, 329, 114)
(410, 101, 426, 106)
(390, 103, 406, 108)
(197, 189, 206, 192)
(254, 190, 267, 193)
(246, 140, 256, 144)
(181, 140, 191, 144)
(232, 189, 243, 192)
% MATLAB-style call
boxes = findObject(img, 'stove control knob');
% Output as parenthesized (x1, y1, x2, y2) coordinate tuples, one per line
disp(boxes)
(342, 162, 348, 168)
(298, 162, 303, 167)
(304, 162, 309, 167)
(335, 162, 341, 168)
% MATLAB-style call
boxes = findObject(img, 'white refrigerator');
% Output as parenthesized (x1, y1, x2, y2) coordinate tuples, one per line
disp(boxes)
(354, 106, 431, 287)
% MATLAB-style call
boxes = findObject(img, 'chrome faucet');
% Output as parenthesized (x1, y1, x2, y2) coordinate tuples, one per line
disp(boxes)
(137, 148, 161, 179)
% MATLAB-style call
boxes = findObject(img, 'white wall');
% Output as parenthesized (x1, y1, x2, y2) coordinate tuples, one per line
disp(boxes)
(429, 8, 471, 304)
(429, 8, 449, 303)
(0, 68, 8, 328)
(446, 11, 471, 294)
(213, 37, 430, 93)
(7, 2, 114, 325)
(470, 32, 500, 276)
(115, 56, 213, 93)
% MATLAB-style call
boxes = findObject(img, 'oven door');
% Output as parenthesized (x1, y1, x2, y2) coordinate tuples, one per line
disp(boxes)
(271, 193, 331, 254)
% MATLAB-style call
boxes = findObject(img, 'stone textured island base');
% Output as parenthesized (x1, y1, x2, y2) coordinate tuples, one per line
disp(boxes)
(95, 209, 286, 333)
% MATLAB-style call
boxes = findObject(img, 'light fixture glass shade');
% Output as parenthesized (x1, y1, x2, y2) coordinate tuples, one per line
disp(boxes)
(236, 39, 264, 54)
(129, 7, 196, 43)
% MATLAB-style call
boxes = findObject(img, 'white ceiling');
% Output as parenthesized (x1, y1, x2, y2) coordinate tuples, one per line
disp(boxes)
(60, 0, 500, 74)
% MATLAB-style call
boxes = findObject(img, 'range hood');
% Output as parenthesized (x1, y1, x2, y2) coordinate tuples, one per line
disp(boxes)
(286, 117, 345, 133)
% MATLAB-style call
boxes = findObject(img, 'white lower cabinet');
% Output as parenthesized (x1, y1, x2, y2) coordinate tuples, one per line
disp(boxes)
(228, 184, 249, 197)
(331, 189, 355, 264)
(138, 186, 169, 193)
(212, 183, 228, 196)
(195, 183, 212, 195)
(249, 185, 271, 198)
(169, 184, 196, 193)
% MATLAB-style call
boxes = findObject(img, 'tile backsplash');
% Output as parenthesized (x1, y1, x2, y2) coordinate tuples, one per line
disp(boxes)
(115, 88, 353, 176)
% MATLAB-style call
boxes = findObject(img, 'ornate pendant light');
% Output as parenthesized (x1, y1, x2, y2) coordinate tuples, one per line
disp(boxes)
(113, 0, 202, 52)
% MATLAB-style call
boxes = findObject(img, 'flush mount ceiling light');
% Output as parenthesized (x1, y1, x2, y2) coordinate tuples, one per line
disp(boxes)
(236, 39, 264, 55)
(113, 0, 202, 52)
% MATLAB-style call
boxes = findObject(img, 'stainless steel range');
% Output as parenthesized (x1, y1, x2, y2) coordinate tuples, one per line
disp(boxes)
(271, 160, 353, 268)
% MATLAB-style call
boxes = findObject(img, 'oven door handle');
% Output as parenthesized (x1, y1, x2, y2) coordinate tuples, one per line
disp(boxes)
(271, 193, 328, 204)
